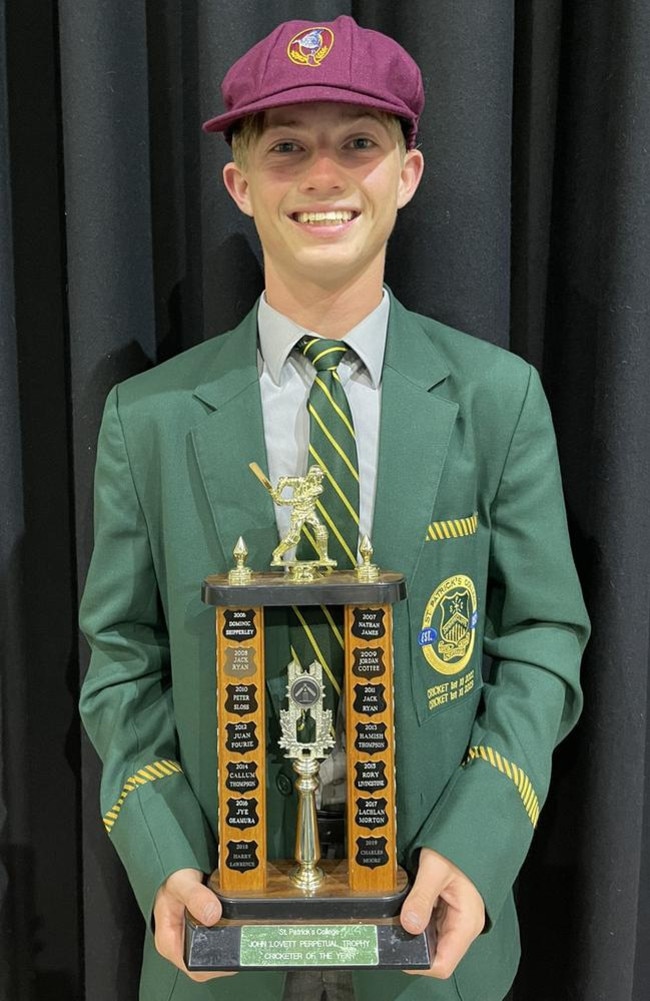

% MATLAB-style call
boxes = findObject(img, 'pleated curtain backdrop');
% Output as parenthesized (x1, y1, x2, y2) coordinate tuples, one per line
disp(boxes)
(1, 1, 649, 999)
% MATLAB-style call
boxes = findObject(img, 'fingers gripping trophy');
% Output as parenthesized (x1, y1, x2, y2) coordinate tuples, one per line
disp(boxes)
(184, 464, 431, 972)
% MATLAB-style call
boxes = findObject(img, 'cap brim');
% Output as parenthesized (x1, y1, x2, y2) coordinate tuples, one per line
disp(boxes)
(202, 84, 417, 146)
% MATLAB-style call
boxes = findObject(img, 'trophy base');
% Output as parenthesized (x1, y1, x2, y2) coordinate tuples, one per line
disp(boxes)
(184, 861, 431, 971)
(184, 916, 431, 971)
(213, 859, 409, 920)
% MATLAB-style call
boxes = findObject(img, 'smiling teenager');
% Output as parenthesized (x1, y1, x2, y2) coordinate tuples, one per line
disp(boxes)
(79, 15, 589, 1001)
(222, 102, 423, 328)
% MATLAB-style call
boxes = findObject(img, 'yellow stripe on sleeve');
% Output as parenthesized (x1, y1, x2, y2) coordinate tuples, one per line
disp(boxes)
(103, 759, 183, 834)
(466, 745, 540, 828)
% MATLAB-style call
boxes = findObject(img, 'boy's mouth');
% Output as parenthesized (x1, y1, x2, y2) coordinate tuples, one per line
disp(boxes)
(291, 210, 359, 225)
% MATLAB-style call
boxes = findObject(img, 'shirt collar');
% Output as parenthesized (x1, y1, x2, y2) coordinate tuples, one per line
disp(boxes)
(257, 289, 389, 389)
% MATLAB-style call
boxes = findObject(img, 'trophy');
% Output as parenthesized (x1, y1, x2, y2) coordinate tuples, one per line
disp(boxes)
(184, 465, 431, 971)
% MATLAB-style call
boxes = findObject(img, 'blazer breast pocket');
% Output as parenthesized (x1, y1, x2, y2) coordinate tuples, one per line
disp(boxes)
(409, 553, 484, 727)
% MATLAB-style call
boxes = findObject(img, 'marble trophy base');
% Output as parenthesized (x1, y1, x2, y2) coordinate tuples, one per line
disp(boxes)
(184, 860, 431, 971)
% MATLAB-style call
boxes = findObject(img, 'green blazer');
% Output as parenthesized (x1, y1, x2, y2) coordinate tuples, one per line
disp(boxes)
(79, 293, 589, 1001)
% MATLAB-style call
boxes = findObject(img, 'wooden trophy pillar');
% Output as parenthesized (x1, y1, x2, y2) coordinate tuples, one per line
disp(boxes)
(345, 603, 397, 893)
(213, 605, 267, 894)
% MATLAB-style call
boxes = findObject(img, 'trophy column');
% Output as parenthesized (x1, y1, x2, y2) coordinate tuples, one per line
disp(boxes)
(345, 602, 397, 893)
(215, 603, 267, 893)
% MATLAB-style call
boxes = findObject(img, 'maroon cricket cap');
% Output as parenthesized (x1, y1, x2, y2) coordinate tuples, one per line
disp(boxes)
(202, 15, 424, 149)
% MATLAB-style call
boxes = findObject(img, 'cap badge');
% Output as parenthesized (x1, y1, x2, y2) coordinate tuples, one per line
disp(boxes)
(287, 27, 335, 68)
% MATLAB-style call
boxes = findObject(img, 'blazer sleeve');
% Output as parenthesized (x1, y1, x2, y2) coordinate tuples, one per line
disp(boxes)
(412, 365, 590, 926)
(79, 386, 216, 922)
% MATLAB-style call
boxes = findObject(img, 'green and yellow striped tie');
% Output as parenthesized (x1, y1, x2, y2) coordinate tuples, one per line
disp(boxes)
(296, 336, 359, 567)
(291, 337, 360, 726)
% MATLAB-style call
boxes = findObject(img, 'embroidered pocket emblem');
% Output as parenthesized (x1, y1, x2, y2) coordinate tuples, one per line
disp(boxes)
(421, 575, 478, 675)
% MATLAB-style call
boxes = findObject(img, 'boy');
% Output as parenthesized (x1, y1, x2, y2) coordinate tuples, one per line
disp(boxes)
(80, 15, 589, 1001)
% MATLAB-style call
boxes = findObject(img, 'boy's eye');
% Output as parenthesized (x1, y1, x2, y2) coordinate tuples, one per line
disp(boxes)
(270, 141, 301, 154)
(346, 136, 376, 150)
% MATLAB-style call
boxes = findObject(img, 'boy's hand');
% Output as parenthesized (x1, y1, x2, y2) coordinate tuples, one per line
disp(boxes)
(401, 848, 485, 979)
(153, 868, 237, 982)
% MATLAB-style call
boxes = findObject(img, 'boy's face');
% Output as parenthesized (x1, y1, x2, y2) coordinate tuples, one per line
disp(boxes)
(223, 102, 424, 289)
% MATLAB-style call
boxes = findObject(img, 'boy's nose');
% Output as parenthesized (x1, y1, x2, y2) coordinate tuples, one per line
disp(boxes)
(298, 153, 346, 194)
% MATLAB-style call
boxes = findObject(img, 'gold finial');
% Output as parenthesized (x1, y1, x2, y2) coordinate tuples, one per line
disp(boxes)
(228, 536, 253, 585)
(356, 535, 380, 582)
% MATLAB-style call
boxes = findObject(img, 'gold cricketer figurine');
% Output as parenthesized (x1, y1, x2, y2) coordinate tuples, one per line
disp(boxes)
(249, 461, 380, 584)
(249, 462, 336, 580)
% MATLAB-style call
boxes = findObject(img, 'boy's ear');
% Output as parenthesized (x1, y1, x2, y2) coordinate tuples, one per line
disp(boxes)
(223, 162, 254, 218)
(396, 149, 425, 210)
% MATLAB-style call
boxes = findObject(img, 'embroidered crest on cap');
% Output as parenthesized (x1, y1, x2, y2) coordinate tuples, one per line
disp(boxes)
(287, 27, 335, 67)
(420, 575, 478, 675)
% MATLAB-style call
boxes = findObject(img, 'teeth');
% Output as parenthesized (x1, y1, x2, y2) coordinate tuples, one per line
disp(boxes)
(294, 210, 355, 224)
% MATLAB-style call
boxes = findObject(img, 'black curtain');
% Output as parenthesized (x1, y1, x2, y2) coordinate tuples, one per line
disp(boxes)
(1, 2, 648, 999)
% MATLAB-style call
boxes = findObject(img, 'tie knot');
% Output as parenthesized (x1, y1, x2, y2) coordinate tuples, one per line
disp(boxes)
(299, 336, 349, 372)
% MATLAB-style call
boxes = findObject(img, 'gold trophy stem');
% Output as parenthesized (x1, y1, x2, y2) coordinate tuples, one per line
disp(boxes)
(290, 756, 323, 891)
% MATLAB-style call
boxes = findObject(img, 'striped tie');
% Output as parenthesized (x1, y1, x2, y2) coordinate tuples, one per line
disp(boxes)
(291, 337, 360, 727)
(296, 337, 360, 567)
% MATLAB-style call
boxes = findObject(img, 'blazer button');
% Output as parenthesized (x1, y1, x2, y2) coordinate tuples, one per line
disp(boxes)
(276, 773, 293, 796)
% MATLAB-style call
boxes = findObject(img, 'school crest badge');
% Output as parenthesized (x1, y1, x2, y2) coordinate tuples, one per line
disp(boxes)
(420, 574, 478, 675)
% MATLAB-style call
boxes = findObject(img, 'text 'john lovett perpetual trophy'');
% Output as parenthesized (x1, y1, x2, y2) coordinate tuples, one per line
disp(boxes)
(184, 464, 431, 971)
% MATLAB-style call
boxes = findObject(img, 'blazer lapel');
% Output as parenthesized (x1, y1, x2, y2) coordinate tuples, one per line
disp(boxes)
(190, 307, 289, 714)
(372, 296, 458, 582)
(190, 308, 278, 571)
